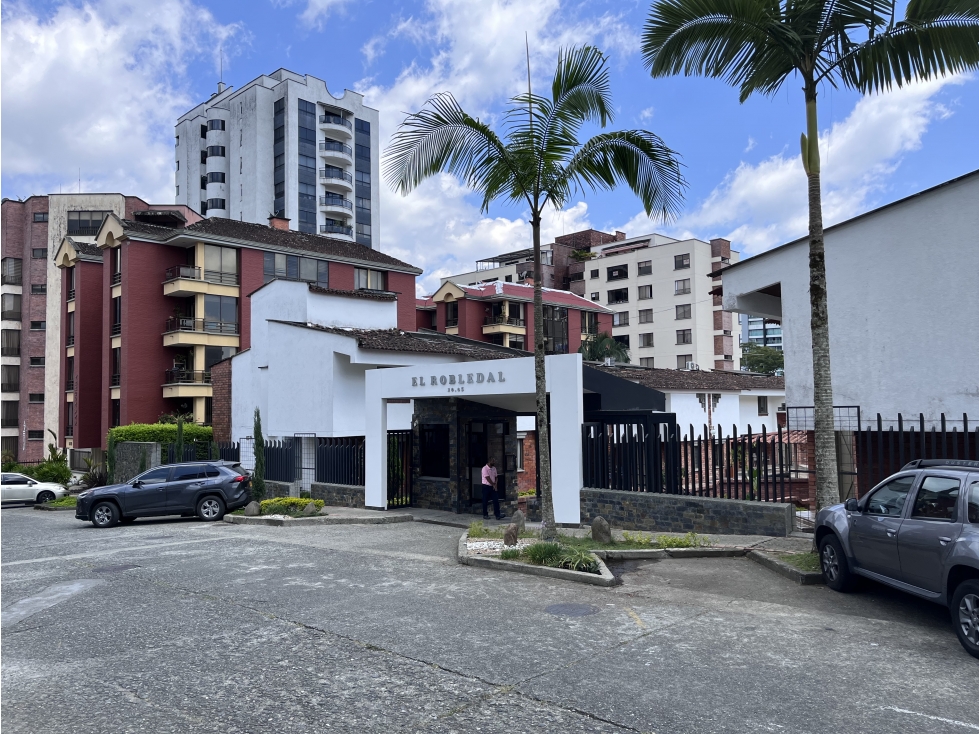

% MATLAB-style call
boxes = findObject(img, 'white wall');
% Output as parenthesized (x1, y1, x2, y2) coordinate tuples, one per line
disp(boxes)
(723, 173, 979, 420)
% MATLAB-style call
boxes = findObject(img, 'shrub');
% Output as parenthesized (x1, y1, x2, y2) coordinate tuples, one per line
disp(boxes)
(655, 532, 711, 549)
(559, 548, 599, 573)
(80, 458, 108, 489)
(259, 497, 325, 516)
(525, 542, 564, 566)
(500, 548, 522, 560)
(621, 530, 653, 547)
(107, 423, 213, 446)
(24, 460, 72, 486)
(468, 520, 503, 539)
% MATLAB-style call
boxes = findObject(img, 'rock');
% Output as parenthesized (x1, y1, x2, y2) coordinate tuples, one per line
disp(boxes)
(243, 501, 261, 517)
(511, 508, 526, 533)
(302, 502, 318, 516)
(503, 523, 519, 547)
(590, 516, 612, 544)
(319, 507, 330, 515)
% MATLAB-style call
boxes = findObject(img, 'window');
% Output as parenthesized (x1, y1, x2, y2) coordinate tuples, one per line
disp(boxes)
(866, 476, 915, 516)
(206, 198, 226, 210)
(640, 357, 654, 368)
(444, 301, 459, 327)
(1, 258, 22, 285)
(111, 399, 121, 428)
(638, 332, 654, 348)
(111, 247, 121, 281)
(354, 268, 386, 290)
(111, 297, 121, 335)
(33, 212, 48, 223)
(135, 466, 171, 485)
(204, 397, 213, 426)
(298, 258, 328, 287)
(204, 295, 238, 330)
(590, 292, 599, 301)
(589, 269, 599, 279)
(299, 154, 316, 170)
(172, 464, 206, 482)
(356, 144, 371, 160)
(206, 172, 226, 184)
(1, 400, 18, 427)
(607, 265, 628, 281)
(207, 119, 226, 131)
(205, 346, 237, 370)
(581, 311, 598, 335)
(637, 260, 652, 276)
(29, 357, 44, 367)
(201, 150, 208, 165)
(203, 245, 237, 284)
(67, 267, 76, 299)
(356, 223, 372, 239)
(612, 311, 629, 327)
(110, 349, 119, 386)
(28, 430, 44, 440)
(176, 161, 179, 171)
(29, 393, 43, 403)
(675, 278, 691, 295)
(31, 321, 45, 331)
(542, 305, 569, 355)
(607, 288, 629, 305)
(613, 334, 630, 348)
(65, 401, 73, 437)
(206, 146, 226, 157)
(758, 396, 769, 416)
(677, 354, 693, 369)
(175, 136, 179, 146)
(637, 285, 653, 300)
(356, 197, 371, 211)
(1, 437, 17, 460)
(968, 482, 979, 524)
(420, 424, 450, 477)
(356, 170, 371, 185)
(65, 312, 74, 346)
(201, 124, 208, 138)
(676, 329, 692, 344)
(1, 365, 19, 392)
(201, 175, 208, 191)
(355, 118, 371, 134)
(911, 476, 961, 521)
(638, 309, 653, 324)
(67, 355, 75, 389)
(67, 211, 108, 236)
(676, 304, 692, 319)
(32, 248, 47, 259)
(175, 185, 179, 196)
(675, 253, 690, 270)
(1, 330, 20, 357)
(505, 275, 512, 283)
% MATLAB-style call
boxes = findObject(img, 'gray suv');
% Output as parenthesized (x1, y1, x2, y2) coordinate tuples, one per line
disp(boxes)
(75, 461, 251, 528)
(815, 459, 979, 658)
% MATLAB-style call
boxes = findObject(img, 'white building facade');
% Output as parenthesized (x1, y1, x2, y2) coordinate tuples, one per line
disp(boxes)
(175, 69, 379, 248)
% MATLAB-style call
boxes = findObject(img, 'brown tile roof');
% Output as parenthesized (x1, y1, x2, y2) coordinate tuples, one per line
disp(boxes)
(70, 239, 103, 260)
(307, 284, 396, 301)
(120, 219, 175, 239)
(591, 363, 784, 392)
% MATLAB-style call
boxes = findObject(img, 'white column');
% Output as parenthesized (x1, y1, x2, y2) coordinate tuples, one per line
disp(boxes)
(364, 371, 387, 509)
(546, 353, 583, 524)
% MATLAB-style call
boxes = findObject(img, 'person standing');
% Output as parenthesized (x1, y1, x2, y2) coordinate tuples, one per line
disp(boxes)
(481, 457, 503, 520)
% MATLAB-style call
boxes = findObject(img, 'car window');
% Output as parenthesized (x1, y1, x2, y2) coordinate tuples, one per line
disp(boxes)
(204, 468, 220, 478)
(2, 473, 30, 485)
(968, 482, 979, 524)
(171, 464, 204, 481)
(910, 476, 960, 521)
(227, 464, 247, 476)
(135, 467, 171, 485)
(866, 475, 915, 516)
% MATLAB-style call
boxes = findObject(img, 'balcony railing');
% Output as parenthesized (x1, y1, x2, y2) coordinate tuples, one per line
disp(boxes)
(65, 425, 74, 438)
(484, 316, 525, 327)
(164, 266, 240, 286)
(66, 335, 74, 346)
(110, 323, 121, 336)
(67, 226, 101, 236)
(320, 224, 353, 236)
(1, 347, 19, 357)
(675, 287, 691, 295)
(319, 141, 352, 155)
(111, 272, 121, 285)
(320, 114, 352, 129)
(1, 274, 22, 286)
(66, 379, 74, 391)
(164, 369, 211, 385)
(320, 196, 353, 209)
(1, 382, 19, 393)
(1, 417, 18, 428)
(164, 317, 238, 335)
(67, 289, 75, 301)
(320, 168, 353, 183)
(446, 318, 459, 328)
(110, 374, 120, 387)
(2, 309, 21, 320)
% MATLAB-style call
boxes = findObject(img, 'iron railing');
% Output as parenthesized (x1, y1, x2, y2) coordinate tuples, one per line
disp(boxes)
(67, 289, 75, 301)
(320, 168, 353, 183)
(387, 430, 413, 507)
(315, 437, 365, 485)
(446, 318, 459, 327)
(320, 196, 352, 209)
(68, 226, 101, 236)
(66, 379, 74, 391)
(110, 374, 120, 387)
(484, 316, 525, 327)
(320, 223, 353, 236)
(164, 266, 239, 286)
(111, 272, 121, 285)
(110, 323, 121, 336)
(1, 347, 20, 357)
(163, 369, 211, 385)
(164, 317, 238, 335)
(320, 114, 352, 129)
(1, 382, 19, 393)
(65, 425, 74, 438)
(66, 335, 74, 346)
(2, 309, 22, 320)
(319, 140, 352, 155)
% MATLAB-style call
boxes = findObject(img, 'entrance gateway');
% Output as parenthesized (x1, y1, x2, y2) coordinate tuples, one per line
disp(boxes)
(366, 354, 584, 523)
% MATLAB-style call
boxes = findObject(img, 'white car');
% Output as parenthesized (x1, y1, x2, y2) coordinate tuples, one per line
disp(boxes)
(1, 473, 69, 504)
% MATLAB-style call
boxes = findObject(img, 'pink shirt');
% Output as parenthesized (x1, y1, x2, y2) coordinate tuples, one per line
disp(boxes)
(481, 464, 498, 486)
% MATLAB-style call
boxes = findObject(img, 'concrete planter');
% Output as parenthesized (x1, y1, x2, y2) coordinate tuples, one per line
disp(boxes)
(748, 550, 824, 585)
(224, 514, 412, 527)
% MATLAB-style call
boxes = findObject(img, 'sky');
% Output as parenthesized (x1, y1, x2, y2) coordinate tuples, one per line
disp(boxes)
(2, 0, 977, 295)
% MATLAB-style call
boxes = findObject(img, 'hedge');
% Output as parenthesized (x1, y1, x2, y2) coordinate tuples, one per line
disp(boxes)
(259, 498, 325, 515)
(108, 423, 212, 445)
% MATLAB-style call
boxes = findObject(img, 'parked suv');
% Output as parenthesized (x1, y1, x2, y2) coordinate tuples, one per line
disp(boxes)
(815, 459, 979, 658)
(75, 461, 251, 528)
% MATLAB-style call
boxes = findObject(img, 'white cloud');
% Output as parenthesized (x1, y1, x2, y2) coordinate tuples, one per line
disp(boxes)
(273, 0, 351, 28)
(618, 76, 966, 256)
(0, 0, 246, 202)
(744, 136, 756, 152)
(639, 106, 655, 123)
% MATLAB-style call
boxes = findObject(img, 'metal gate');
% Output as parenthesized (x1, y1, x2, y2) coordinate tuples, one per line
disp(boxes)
(582, 411, 680, 494)
(294, 433, 316, 495)
(387, 430, 413, 507)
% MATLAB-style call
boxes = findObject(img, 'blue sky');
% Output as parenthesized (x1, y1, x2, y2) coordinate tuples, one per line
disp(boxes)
(3, 0, 976, 293)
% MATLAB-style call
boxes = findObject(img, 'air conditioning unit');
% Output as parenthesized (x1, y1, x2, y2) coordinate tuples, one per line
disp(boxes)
(685, 362, 700, 371)
(777, 403, 786, 412)
(603, 357, 615, 366)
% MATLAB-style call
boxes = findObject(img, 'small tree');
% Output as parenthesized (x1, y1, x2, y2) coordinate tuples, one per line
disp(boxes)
(741, 343, 784, 375)
(252, 407, 266, 501)
(107, 432, 117, 484)
(174, 416, 185, 464)
(579, 332, 631, 363)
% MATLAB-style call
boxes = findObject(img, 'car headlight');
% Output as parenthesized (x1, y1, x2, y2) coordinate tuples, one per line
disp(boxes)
(78, 490, 93, 499)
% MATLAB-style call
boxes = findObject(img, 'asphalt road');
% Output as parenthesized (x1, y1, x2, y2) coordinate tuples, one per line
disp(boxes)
(2, 507, 976, 734)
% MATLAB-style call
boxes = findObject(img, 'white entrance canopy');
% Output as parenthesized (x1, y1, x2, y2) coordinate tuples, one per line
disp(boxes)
(365, 354, 584, 523)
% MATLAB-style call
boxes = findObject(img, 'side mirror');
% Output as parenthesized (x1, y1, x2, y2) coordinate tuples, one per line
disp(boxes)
(131, 480, 143, 488)
(28, 480, 37, 486)
(844, 498, 859, 513)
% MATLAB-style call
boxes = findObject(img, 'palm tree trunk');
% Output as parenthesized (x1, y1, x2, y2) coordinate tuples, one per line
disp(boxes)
(804, 94, 841, 511)
(531, 213, 556, 538)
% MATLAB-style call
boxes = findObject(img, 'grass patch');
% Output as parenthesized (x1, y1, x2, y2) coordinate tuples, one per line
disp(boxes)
(43, 495, 77, 508)
(522, 542, 600, 574)
(499, 548, 522, 560)
(554, 530, 712, 551)
(467, 520, 505, 539)
(781, 552, 821, 573)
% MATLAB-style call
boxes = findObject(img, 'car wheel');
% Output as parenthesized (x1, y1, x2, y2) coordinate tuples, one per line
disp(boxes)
(35, 490, 56, 504)
(196, 496, 225, 522)
(819, 534, 853, 592)
(91, 502, 119, 529)
(951, 579, 979, 660)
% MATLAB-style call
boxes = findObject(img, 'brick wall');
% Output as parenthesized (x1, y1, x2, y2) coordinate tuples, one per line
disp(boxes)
(239, 248, 265, 351)
(330, 262, 355, 290)
(387, 271, 417, 331)
(517, 430, 537, 494)
(72, 260, 104, 449)
(210, 359, 232, 442)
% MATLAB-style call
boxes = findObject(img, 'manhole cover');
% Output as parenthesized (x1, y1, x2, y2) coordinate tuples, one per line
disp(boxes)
(544, 603, 599, 617)
(92, 564, 140, 574)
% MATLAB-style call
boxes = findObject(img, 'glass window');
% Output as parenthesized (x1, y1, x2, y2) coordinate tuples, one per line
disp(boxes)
(581, 311, 598, 335)
(677, 354, 693, 369)
(356, 144, 371, 160)
(638, 309, 653, 324)
(2, 473, 31, 485)
(676, 329, 692, 344)
(590, 292, 599, 301)
(1, 258, 22, 285)
(758, 396, 769, 416)
(111, 399, 120, 427)
(607, 265, 628, 281)
(675, 253, 690, 270)
(201, 124, 208, 138)
(866, 475, 915, 516)
(204, 346, 236, 370)
(1, 330, 20, 357)
(542, 305, 568, 355)
(204, 295, 237, 329)
(31, 321, 45, 331)
(206, 198, 226, 210)
(968, 482, 979, 524)
(30, 357, 45, 366)
(637, 260, 652, 276)
(911, 476, 960, 521)
(171, 464, 204, 481)
(607, 288, 629, 304)
(675, 279, 691, 295)
(33, 212, 49, 223)
(354, 268, 385, 290)
(639, 332, 654, 348)
(676, 304, 692, 319)
(613, 334, 629, 348)
(206, 172, 226, 184)
(612, 311, 629, 327)
(207, 119, 225, 131)
(420, 424, 450, 477)
(135, 466, 171, 485)
(204, 245, 237, 279)
(640, 357, 654, 367)
(445, 301, 459, 327)
(206, 146, 226, 157)
(356, 170, 371, 185)
(1, 400, 19, 428)
(32, 248, 47, 259)
(637, 285, 652, 300)
(589, 269, 599, 279)
(355, 118, 371, 134)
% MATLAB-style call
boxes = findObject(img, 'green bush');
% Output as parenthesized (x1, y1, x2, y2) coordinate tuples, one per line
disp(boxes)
(558, 548, 599, 573)
(655, 532, 711, 549)
(259, 498, 325, 516)
(525, 542, 564, 566)
(500, 548, 522, 560)
(23, 460, 72, 486)
(107, 423, 213, 446)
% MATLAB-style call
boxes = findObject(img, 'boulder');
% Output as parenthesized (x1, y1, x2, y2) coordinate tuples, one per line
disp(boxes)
(243, 501, 261, 517)
(302, 502, 318, 516)
(503, 523, 519, 547)
(590, 516, 612, 545)
(511, 508, 526, 534)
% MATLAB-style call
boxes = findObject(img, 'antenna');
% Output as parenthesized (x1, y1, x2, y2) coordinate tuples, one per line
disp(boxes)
(78, 168, 81, 193)
(220, 48, 223, 84)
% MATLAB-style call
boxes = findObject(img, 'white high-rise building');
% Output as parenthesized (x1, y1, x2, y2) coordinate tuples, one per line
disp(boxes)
(175, 69, 379, 248)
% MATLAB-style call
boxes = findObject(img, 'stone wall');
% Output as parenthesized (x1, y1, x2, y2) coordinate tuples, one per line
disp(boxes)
(311, 482, 365, 508)
(114, 442, 161, 483)
(264, 480, 291, 498)
(580, 488, 793, 537)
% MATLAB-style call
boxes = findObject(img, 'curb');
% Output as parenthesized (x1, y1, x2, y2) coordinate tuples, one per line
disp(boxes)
(665, 547, 746, 558)
(593, 549, 669, 561)
(224, 513, 413, 527)
(747, 550, 824, 585)
(456, 532, 617, 587)
(33, 504, 76, 512)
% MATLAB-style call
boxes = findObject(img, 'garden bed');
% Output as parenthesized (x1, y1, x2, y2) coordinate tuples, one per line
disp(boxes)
(457, 532, 617, 587)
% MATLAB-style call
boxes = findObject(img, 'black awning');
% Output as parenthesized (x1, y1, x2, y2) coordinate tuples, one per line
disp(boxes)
(582, 365, 666, 413)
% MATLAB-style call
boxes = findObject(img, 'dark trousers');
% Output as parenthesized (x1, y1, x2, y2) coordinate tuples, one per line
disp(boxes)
(481, 482, 500, 519)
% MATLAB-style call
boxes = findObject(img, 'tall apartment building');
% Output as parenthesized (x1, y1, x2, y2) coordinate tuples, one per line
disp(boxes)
(1, 194, 194, 461)
(442, 228, 741, 371)
(740, 314, 783, 350)
(175, 69, 379, 248)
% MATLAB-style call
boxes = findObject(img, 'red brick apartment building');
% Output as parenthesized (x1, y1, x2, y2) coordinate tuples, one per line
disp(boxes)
(52, 213, 420, 452)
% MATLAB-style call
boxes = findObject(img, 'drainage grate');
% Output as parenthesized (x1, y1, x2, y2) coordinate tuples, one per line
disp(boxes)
(92, 565, 140, 574)
(544, 603, 599, 617)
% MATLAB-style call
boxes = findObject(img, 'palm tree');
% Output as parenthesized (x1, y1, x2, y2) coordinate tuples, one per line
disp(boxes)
(642, 0, 979, 511)
(580, 332, 632, 363)
(386, 45, 685, 536)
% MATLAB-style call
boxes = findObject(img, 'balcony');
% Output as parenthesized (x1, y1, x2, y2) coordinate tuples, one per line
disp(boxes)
(162, 369, 212, 399)
(66, 335, 74, 347)
(1, 382, 19, 393)
(319, 140, 353, 165)
(111, 272, 121, 285)
(319, 196, 353, 218)
(162, 317, 239, 348)
(110, 374, 120, 387)
(482, 315, 526, 337)
(319, 114, 353, 138)
(66, 379, 74, 391)
(445, 318, 459, 328)
(110, 323, 121, 336)
(2, 309, 21, 321)
(320, 223, 353, 237)
(67, 226, 101, 237)
(1, 347, 19, 357)
(67, 289, 75, 301)
(320, 168, 353, 192)
(163, 266, 239, 297)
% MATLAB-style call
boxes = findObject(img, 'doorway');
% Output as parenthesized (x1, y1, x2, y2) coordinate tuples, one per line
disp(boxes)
(465, 420, 507, 511)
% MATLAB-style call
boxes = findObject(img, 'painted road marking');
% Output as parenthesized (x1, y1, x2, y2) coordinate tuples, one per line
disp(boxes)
(1, 579, 106, 628)
(625, 607, 647, 629)
(881, 706, 979, 731)
(1, 536, 238, 568)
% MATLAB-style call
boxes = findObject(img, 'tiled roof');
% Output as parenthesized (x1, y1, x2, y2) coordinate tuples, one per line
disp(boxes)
(449, 281, 610, 312)
(120, 219, 175, 240)
(70, 239, 103, 260)
(591, 363, 784, 392)
(308, 284, 396, 302)
(416, 297, 436, 309)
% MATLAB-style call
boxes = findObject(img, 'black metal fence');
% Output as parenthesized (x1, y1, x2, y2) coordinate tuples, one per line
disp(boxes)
(315, 437, 365, 485)
(162, 441, 240, 465)
(387, 430, 413, 507)
(263, 440, 295, 482)
(582, 412, 679, 495)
